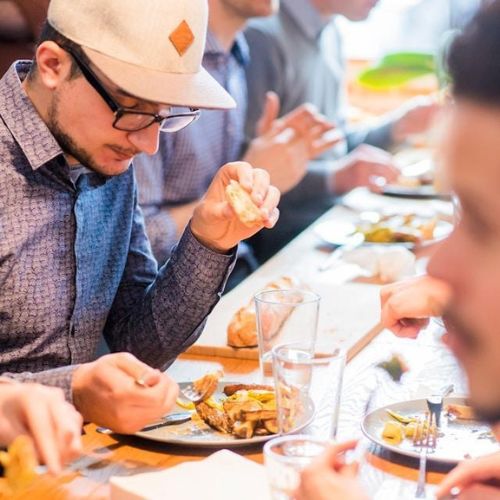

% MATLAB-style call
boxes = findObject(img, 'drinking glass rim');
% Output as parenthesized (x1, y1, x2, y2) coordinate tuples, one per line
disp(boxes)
(263, 434, 330, 463)
(254, 288, 321, 306)
(271, 341, 346, 365)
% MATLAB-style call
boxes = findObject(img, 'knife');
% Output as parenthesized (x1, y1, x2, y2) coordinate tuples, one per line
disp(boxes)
(96, 412, 192, 434)
(318, 232, 365, 272)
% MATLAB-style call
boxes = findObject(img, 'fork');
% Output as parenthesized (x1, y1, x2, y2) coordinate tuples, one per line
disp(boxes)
(178, 383, 208, 404)
(414, 412, 437, 498)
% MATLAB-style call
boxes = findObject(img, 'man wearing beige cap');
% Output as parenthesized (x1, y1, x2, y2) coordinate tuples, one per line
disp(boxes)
(0, 0, 280, 434)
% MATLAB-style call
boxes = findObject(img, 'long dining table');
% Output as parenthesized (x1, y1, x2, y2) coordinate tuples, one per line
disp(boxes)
(19, 187, 462, 500)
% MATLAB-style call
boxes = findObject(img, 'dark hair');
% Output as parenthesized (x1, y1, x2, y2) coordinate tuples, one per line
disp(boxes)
(28, 21, 83, 80)
(448, 0, 500, 106)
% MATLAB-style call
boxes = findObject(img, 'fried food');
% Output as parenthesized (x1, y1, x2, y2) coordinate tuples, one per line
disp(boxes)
(223, 384, 274, 396)
(225, 180, 263, 227)
(382, 421, 405, 445)
(0, 435, 38, 493)
(193, 370, 223, 400)
(193, 377, 280, 439)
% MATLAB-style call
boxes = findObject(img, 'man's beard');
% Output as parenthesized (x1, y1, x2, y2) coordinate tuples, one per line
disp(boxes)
(47, 93, 107, 174)
(444, 308, 500, 424)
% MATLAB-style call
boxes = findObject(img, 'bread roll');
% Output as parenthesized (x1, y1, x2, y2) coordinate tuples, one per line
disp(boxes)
(227, 276, 299, 348)
(225, 180, 263, 227)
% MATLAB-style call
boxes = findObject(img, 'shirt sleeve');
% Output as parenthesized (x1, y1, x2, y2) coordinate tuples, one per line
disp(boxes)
(0, 365, 79, 402)
(103, 186, 236, 371)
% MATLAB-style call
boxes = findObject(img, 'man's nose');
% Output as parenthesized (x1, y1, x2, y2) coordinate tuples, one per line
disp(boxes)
(127, 123, 161, 156)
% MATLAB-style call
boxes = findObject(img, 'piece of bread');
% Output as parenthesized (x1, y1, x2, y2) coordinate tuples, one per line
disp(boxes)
(225, 180, 263, 227)
(227, 276, 299, 348)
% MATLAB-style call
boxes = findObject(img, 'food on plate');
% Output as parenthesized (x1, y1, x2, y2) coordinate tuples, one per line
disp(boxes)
(193, 370, 224, 399)
(189, 373, 279, 439)
(226, 276, 300, 348)
(225, 180, 263, 227)
(382, 421, 405, 445)
(386, 409, 416, 425)
(446, 403, 476, 420)
(0, 435, 38, 494)
(357, 214, 438, 245)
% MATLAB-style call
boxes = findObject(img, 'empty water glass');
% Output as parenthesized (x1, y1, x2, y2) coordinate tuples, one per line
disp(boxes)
(264, 434, 329, 500)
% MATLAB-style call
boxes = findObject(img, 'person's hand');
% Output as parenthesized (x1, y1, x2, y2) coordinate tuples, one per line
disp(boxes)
(244, 92, 341, 193)
(0, 382, 83, 474)
(332, 144, 400, 195)
(380, 275, 453, 338)
(391, 96, 440, 143)
(295, 441, 369, 500)
(437, 452, 500, 499)
(72, 353, 178, 434)
(190, 161, 280, 252)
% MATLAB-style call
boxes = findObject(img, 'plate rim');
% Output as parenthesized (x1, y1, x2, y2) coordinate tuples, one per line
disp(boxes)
(361, 396, 496, 464)
(134, 381, 314, 448)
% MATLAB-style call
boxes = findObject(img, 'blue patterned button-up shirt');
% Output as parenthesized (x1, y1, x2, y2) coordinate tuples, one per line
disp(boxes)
(0, 62, 235, 399)
(134, 31, 249, 263)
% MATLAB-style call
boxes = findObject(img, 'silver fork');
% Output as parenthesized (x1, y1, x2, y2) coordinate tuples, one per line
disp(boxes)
(178, 383, 207, 404)
(414, 412, 437, 499)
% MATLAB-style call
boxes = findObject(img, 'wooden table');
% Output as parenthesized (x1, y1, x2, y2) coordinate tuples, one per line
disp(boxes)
(22, 189, 459, 499)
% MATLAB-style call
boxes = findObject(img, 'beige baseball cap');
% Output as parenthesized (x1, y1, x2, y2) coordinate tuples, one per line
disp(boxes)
(47, 0, 236, 110)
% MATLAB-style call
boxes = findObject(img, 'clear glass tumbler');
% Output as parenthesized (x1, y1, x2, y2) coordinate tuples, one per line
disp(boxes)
(264, 434, 329, 500)
(254, 289, 320, 382)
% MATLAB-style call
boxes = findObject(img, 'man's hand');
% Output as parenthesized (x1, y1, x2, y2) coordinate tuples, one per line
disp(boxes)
(295, 441, 369, 500)
(437, 452, 500, 499)
(0, 383, 83, 474)
(72, 353, 178, 434)
(190, 161, 280, 252)
(170, 199, 201, 239)
(332, 144, 400, 195)
(244, 92, 341, 193)
(391, 96, 440, 144)
(380, 275, 453, 338)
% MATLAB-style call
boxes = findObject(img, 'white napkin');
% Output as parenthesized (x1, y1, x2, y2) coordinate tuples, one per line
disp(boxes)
(110, 449, 272, 500)
(343, 246, 416, 283)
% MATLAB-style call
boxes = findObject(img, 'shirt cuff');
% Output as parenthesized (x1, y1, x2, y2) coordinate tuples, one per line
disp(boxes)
(0, 365, 80, 403)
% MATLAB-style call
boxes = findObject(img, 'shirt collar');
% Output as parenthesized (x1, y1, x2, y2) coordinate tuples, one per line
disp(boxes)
(205, 30, 250, 67)
(281, 0, 332, 41)
(0, 61, 64, 171)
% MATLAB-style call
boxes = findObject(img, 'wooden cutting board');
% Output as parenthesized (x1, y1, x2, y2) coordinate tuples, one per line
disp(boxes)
(187, 280, 383, 362)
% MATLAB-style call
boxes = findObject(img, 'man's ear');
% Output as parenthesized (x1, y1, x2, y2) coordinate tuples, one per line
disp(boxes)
(34, 41, 74, 90)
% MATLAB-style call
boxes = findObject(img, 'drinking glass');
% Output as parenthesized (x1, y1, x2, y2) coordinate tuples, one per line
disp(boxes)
(272, 341, 346, 440)
(264, 434, 329, 500)
(254, 289, 320, 382)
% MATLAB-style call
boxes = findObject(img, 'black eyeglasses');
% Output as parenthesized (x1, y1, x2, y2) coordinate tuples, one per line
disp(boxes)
(64, 47, 201, 133)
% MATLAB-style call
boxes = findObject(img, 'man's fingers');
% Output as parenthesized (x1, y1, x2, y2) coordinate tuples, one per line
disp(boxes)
(250, 168, 271, 206)
(24, 398, 62, 474)
(109, 352, 157, 385)
(256, 91, 281, 136)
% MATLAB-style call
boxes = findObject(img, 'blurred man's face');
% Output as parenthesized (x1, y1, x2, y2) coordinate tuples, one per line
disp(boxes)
(428, 100, 500, 423)
(311, 0, 379, 21)
(220, 0, 279, 19)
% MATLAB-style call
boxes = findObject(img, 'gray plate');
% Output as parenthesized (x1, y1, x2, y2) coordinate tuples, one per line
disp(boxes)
(314, 218, 452, 249)
(134, 382, 314, 448)
(362, 397, 499, 464)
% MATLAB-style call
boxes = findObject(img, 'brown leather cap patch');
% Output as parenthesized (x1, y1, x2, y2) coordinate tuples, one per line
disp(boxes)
(169, 20, 195, 56)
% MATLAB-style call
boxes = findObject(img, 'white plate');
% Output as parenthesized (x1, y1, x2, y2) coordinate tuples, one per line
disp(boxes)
(134, 382, 314, 448)
(362, 397, 499, 464)
(314, 218, 452, 249)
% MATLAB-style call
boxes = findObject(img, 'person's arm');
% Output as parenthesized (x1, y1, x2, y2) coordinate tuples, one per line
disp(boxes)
(104, 162, 279, 371)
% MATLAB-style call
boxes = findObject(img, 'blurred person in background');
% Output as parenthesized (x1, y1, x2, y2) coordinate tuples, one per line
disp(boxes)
(134, 0, 339, 289)
(244, 0, 438, 262)
(0, 0, 49, 74)
(295, 3, 500, 497)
